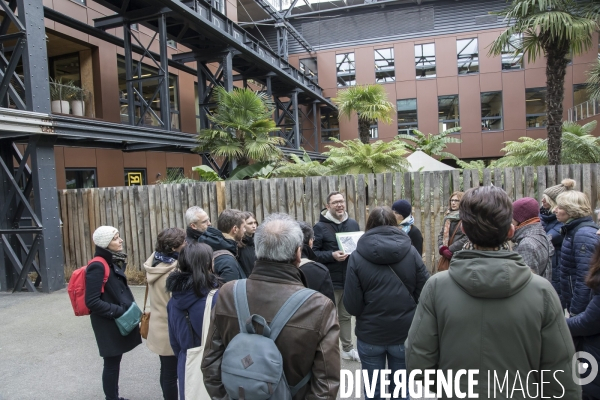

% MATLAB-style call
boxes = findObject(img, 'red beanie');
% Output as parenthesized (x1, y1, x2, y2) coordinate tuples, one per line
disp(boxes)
(512, 197, 540, 225)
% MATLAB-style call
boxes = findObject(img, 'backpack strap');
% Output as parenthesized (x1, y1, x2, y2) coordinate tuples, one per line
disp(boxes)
(268, 288, 315, 342)
(89, 256, 110, 293)
(290, 370, 313, 396)
(233, 279, 252, 334)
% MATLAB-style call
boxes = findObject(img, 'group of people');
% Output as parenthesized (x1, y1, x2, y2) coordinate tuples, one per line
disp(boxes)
(81, 179, 600, 400)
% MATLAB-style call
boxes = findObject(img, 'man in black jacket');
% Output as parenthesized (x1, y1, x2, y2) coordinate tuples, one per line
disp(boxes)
(184, 206, 211, 244)
(198, 209, 246, 283)
(313, 191, 361, 362)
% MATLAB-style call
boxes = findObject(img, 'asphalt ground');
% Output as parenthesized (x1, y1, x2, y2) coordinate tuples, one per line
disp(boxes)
(0, 287, 433, 400)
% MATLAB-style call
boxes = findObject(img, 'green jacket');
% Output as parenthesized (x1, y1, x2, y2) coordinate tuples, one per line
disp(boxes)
(405, 249, 580, 399)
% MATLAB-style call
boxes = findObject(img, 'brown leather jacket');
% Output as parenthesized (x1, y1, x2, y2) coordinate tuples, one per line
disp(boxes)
(201, 260, 340, 399)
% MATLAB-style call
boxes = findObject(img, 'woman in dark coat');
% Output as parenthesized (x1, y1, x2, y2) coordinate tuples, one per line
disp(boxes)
(237, 212, 258, 276)
(437, 191, 468, 267)
(344, 207, 430, 399)
(166, 242, 220, 400)
(85, 226, 141, 400)
(297, 221, 335, 304)
(567, 243, 600, 400)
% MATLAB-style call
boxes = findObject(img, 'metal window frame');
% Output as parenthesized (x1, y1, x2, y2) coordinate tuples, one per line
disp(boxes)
(438, 94, 460, 132)
(336, 52, 356, 87)
(65, 167, 97, 189)
(525, 87, 547, 128)
(457, 38, 479, 75)
(480, 91, 503, 131)
(501, 33, 523, 71)
(397, 98, 418, 134)
(321, 109, 340, 142)
(374, 47, 395, 83)
(415, 43, 436, 79)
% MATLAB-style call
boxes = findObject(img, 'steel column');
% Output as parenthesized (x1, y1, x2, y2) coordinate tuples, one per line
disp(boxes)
(313, 102, 318, 151)
(222, 51, 233, 92)
(123, 24, 135, 125)
(292, 89, 300, 149)
(158, 14, 171, 130)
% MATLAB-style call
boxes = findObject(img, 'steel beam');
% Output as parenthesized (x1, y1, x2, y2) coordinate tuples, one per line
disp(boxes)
(158, 14, 171, 130)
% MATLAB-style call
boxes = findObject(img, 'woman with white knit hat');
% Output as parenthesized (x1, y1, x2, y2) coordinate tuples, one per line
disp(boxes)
(85, 226, 141, 400)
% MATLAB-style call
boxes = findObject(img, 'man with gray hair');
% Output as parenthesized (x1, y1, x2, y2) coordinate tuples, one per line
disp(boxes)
(184, 206, 211, 244)
(202, 213, 341, 399)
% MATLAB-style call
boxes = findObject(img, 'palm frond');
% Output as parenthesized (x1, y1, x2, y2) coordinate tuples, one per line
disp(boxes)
(333, 84, 395, 123)
(323, 138, 408, 175)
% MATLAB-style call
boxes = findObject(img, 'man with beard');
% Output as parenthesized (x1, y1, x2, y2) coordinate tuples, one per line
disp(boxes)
(313, 191, 361, 362)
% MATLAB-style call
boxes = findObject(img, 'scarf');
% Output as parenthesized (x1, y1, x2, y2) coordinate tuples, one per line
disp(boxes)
(108, 249, 127, 268)
(186, 226, 202, 241)
(540, 206, 553, 217)
(463, 241, 511, 251)
(442, 211, 461, 247)
(154, 251, 179, 265)
(399, 215, 414, 234)
(516, 217, 541, 230)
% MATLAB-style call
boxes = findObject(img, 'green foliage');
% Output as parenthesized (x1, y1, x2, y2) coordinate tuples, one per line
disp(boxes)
(495, 121, 600, 167)
(49, 78, 77, 101)
(157, 168, 199, 184)
(456, 159, 487, 184)
(323, 138, 409, 175)
(191, 165, 223, 182)
(274, 151, 330, 177)
(396, 127, 462, 160)
(194, 86, 285, 166)
(228, 162, 277, 180)
(586, 59, 600, 101)
(333, 84, 395, 144)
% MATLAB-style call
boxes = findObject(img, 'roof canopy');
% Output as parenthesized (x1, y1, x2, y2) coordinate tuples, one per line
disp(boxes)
(406, 150, 456, 172)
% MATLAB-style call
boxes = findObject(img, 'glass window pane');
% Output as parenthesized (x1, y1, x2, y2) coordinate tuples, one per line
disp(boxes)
(375, 48, 394, 83)
(525, 87, 547, 128)
(321, 110, 340, 141)
(370, 124, 378, 139)
(415, 43, 436, 79)
(501, 34, 523, 70)
(481, 91, 503, 131)
(336, 53, 355, 87)
(438, 95, 460, 132)
(65, 169, 96, 190)
(457, 38, 479, 75)
(300, 58, 318, 84)
(51, 53, 81, 88)
(574, 84, 590, 106)
(397, 98, 418, 135)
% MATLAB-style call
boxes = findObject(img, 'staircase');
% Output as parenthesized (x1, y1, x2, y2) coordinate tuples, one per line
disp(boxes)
(568, 99, 600, 122)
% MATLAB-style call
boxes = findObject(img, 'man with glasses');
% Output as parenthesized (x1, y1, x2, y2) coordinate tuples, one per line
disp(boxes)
(313, 191, 361, 362)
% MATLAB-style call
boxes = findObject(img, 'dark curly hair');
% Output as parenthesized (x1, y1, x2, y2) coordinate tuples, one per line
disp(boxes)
(155, 227, 186, 253)
(459, 186, 513, 247)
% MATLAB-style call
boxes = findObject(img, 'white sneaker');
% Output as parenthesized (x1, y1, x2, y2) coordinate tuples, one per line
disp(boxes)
(341, 348, 360, 362)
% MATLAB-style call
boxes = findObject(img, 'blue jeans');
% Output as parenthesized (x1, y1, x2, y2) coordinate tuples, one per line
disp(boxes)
(357, 338, 407, 400)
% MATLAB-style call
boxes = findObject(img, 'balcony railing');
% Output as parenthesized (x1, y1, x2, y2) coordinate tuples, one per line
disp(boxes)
(49, 82, 95, 118)
(568, 99, 599, 122)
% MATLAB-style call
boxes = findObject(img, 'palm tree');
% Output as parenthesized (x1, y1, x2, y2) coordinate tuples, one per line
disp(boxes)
(488, 0, 597, 166)
(194, 86, 285, 168)
(333, 84, 395, 144)
(323, 138, 409, 175)
(274, 152, 330, 177)
(396, 127, 462, 160)
(495, 120, 600, 167)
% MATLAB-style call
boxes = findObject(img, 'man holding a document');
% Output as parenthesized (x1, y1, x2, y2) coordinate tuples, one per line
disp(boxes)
(313, 191, 362, 362)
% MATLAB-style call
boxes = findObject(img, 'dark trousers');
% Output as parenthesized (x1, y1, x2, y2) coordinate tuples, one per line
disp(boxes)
(159, 355, 179, 400)
(102, 354, 122, 400)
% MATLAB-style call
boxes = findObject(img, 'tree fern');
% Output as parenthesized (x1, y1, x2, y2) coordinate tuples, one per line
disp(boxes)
(323, 138, 409, 175)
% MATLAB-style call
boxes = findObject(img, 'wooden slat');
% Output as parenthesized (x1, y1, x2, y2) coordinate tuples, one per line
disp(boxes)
(76, 190, 88, 263)
(327, 175, 337, 194)
(286, 179, 296, 219)
(240, 180, 249, 211)
(514, 167, 523, 199)
(200, 184, 211, 225)
(375, 173, 384, 207)
(394, 172, 403, 201)
(85, 189, 95, 253)
(147, 186, 158, 242)
(367, 174, 376, 212)
(59, 190, 72, 269)
(582, 164, 592, 206)
(246, 180, 255, 215)
(483, 169, 491, 187)
(571, 164, 583, 194)
(356, 174, 367, 231)
(253, 181, 263, 223)
(110, 188, 119, 235)
(304, 177, 313, 225)
(320, 176, 329, 213)
(261, 179, 271, 220)
(275, 178, 285, 214)
(537, 166, 546, 201)
(471, 170, 480, 188)
(158, 184, 168, 229)
(115, 187, 125, 250)
(546, 165, 556, 188)
(67, 191, 80, 267)
(442, 171, 450, 209)
(187, 183, 196, 210)
(294, 178, 304, 221)
(177, 184, 186, 228)
(345, 175, 356, 221)
(504, 168, 514, 200)
(494, 168, 503, 189)
(82, 189, 92, 262)
(433, 172, 443, 270)
(463, 170, 471, 191)
(561, 165, 570, 184)
(99, 188, 106, 226)
(403, 172, 412, 205)
(105, 188, 114, 227)
(451, 170, 461, 192)
(524, 166, 535, 198)
(165, 184, 175, 227)
(135, 186, 147, 269)
(423, 172, 432, 271)
(384, 173, 393, 206)
(127, 186, 138, 268)
(591, 164, 599, 212)
(122, 187, 132, 260)
(413, 172, 421, 234)
(140, 186, 152, 265)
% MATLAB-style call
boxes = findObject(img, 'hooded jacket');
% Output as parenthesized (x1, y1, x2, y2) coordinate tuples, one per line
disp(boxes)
(312, 209, 360, 289)
(512, 222, 554, 277)
(540, 211, 563, 296)
(166, 270, 218, 400)
(299, 245, 336, 304)
(405, 249, 579, 399)
(237, 234, 257, 277)
(559, 216, 600, 316)
(143, 252, 177, 356)
(344, 225, 429, 345)
(198, 226, 246, 283)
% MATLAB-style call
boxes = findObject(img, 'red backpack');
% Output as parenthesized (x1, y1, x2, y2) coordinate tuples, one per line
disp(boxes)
(68, 256, 110, 316)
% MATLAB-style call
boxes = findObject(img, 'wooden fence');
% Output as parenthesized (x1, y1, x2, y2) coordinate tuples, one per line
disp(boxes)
(59, 163, 600, 273)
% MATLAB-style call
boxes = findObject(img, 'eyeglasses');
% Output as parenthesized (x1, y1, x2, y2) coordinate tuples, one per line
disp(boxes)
(329, 200, 345, 206)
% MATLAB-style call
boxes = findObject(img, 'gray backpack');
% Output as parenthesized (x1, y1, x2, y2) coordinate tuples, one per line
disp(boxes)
(221, 279, 315, 400)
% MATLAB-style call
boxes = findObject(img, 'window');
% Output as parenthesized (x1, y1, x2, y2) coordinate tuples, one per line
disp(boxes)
(397, 98, 418, 135)
(481, 92, 503, 131)
(501, 34, 523, 70)
(117, 55, 180, 130)
(124, 169, 146, 186)
(457, 38, 479, 75)
(525, 87, 547, 128)
(369, 124, 378, 139)
(50, 53, 81, 88)
(299, 58, 318, 83)
(336, 53, 355, 87)
(212, 0, 225, 13)
(415, 43, 436, 79)
(321, 110, 340, 141)
(166, 167, 185, 180)
(374, 48, 394, 83)
(66, 169, 96, 190)
(71, 0, 85, 4)
(574, 83, 590, 106)
(438, 95, 460, 132)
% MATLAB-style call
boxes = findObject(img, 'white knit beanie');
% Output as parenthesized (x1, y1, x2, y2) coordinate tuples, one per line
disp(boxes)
(93, 226, 119, 249)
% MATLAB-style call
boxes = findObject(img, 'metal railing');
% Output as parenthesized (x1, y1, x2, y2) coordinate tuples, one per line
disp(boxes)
(568, 99, 599, 122)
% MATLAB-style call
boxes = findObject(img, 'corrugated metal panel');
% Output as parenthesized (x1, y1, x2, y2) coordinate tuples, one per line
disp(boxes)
(248, 0, 510, 54)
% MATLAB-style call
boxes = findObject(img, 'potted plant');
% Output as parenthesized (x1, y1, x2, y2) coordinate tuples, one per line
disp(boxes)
(69, 84, 86, 116)
(49, 78, 73, 114)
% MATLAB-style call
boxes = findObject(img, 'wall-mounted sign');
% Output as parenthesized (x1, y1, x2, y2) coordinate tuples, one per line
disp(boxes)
(124, 169, 146, 186)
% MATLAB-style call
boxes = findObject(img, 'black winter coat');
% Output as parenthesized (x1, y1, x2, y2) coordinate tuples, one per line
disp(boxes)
(344, 225, 430, 345)
(299, 245, 335, 304)
(198, 227, 246, 283)
(237, 235, 257, 277)
(312, 211, 360, 289)
(567, 290, 600, 398)
(85, 247, 142, 358)
(407, 225, 423, 255)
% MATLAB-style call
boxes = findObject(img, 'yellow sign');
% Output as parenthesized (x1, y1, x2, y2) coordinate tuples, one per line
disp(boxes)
(127, 172, 143, 186)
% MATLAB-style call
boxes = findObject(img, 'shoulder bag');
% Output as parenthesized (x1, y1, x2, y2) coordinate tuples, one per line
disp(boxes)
(140, 282, 150, 339)
(184, 289, 217, 400)
(388, 264, 417, 307)
(436, 221, 461, 272)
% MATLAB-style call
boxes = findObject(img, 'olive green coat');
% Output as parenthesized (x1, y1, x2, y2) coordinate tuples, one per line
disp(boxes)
(405, 249, 580, 399)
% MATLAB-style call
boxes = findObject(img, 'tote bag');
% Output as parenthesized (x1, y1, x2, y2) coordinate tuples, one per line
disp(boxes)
(184, 289, 217, 400)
